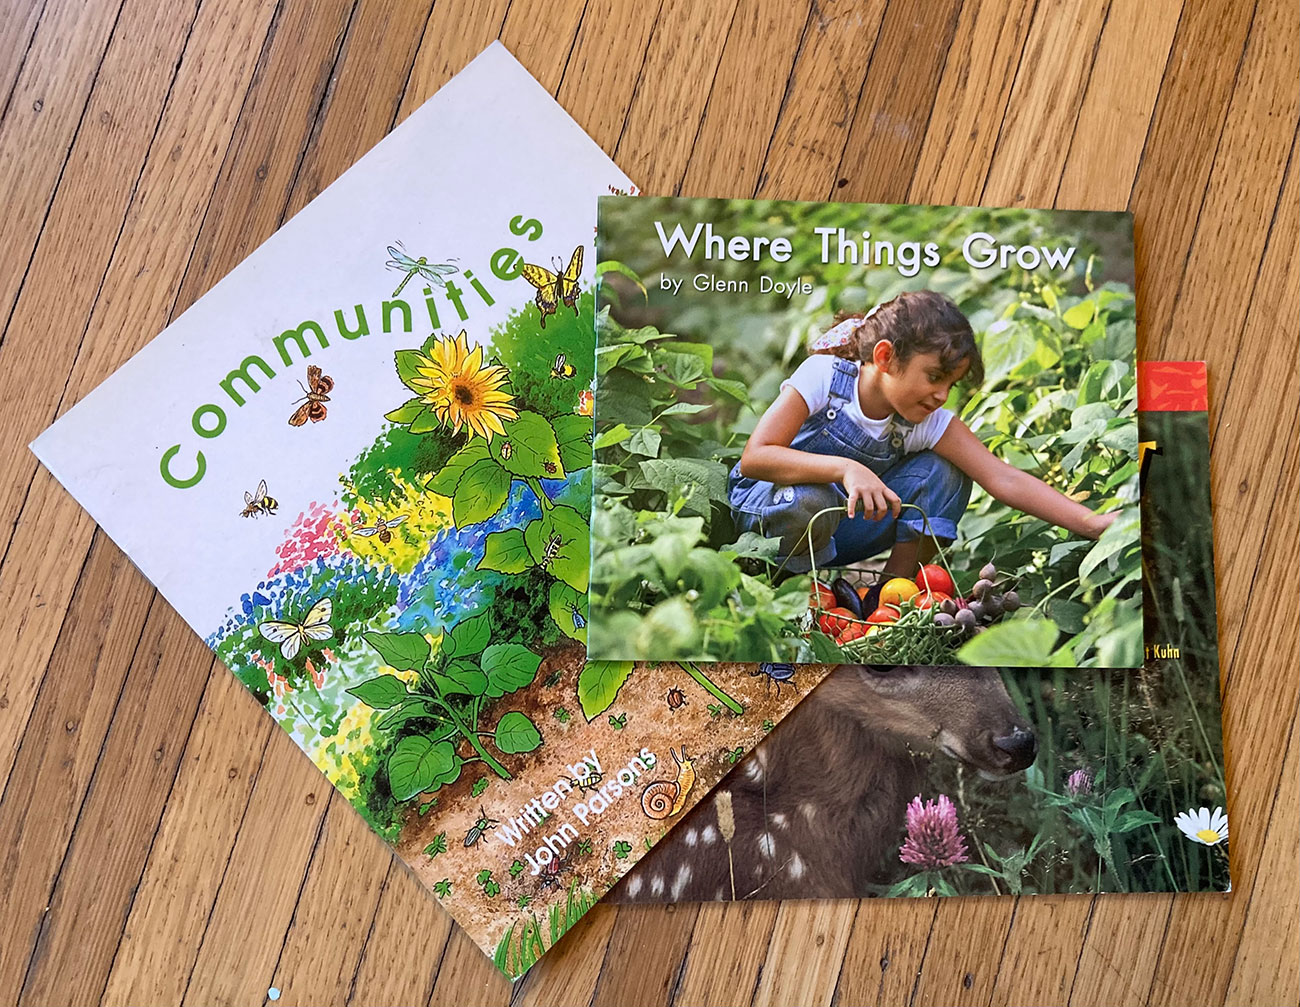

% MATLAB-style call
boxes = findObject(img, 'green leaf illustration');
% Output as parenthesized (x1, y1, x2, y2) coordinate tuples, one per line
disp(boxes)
(471, 777, 490, 798)
(477, 528, 532, 574)
(576, 661, 634, 720)
(425, 440, 491, 497)
(440, 659, 488, 696)
(613, 840, 632, 859)
(548, 581, 587, 644)
(499, 411, 564, 479)
(387, 736, 458, 801)
(452, 458, 512, 526)
(361, 631, 431, 673)
(384, 396, 425, 424)
(481, 644, 542, 698)
(433, 879, 452, 897)
(494, 711, 542, 754)
(424, 833, 447, 857)
(551, 414, 594, 473)
(395, 348, 427, 387)
(346, 674, 411, 710)
(524, 504, 590, 592)
(445, 610, 492, 659)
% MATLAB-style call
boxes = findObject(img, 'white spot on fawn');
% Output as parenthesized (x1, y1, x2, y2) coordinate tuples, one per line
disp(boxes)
(757, 832, 777, 859)
(701, 824, 718, 845)
(787, 853, 805, 879)
(745, 760, 764, 782)
(684, 828, 698, 847)
(771, 812, 788, 829)
(671, 863, 693, 900)
(715, 887, 726, 901)
(650, 875, 664, 897)
(800, 802, 818, 822)
(625, 874, 643, 897)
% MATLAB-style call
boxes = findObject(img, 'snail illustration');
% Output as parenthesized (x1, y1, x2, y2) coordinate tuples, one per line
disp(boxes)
(640, 747, 695, 820)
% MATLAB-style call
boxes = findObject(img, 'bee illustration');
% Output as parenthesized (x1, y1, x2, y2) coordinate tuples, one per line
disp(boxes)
(288, 365, 333, 426)
(666, 686, 687, 711)
(567, 602, 586, 631)
(240, 479, 278, 518)
(352, 514, 407, 544)
(463, 806, 499, 848)
(570, 769, 602, 792)
(539, 532, 563, 570)
(542, 460, 558, 475)
(521, 245, 582, 328)
(257, 597, 333, 661)
(500, 441, 513, 461)
(550, 353, 576, 379)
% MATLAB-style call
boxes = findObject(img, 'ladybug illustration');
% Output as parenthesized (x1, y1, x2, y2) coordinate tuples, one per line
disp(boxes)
(666, 686, 687, 710)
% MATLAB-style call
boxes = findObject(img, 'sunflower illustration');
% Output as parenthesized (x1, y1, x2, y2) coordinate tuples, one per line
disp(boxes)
(408, 330, 518, 442)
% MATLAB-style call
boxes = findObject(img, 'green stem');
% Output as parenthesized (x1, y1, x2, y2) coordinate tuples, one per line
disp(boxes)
(525, 477, 555, 511)
(435, 696, 512, 779)
(679, 662, 744, 716)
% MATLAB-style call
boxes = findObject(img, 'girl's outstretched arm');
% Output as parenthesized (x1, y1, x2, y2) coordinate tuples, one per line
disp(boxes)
(740, 387, 901, 520)
(934, 419, 1117, 540)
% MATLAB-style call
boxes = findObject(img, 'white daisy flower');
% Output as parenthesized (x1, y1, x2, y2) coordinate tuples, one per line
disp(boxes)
(1174, 806, 1229, 846)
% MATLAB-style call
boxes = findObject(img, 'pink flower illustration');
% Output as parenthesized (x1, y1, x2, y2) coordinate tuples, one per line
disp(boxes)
(899, 794, 969, 868)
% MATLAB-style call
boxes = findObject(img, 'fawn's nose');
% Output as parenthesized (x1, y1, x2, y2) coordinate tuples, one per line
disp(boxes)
(992, 726, 1038, 770)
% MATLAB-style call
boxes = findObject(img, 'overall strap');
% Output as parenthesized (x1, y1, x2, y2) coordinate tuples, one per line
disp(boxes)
(825, 359, 859, 419)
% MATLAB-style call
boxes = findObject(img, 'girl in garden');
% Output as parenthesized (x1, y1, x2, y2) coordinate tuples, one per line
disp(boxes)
(730, 290, 1117, 603)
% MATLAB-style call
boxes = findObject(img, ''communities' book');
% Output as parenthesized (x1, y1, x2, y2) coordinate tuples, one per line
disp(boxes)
(29, 45, 838, 978)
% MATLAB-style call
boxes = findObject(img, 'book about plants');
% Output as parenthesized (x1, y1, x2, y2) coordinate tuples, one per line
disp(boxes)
(591, 196, 1143, 668)
(612, 362, 1230, 903)
(28, 45, 839, 979)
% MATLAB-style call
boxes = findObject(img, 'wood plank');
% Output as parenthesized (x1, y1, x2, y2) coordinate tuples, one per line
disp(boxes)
(345, 862, 452, 1007)
(1056, 0, 1185, 209)
(179, 744, 331, 1005)
(508, 903, 618, 1007)
(677, 0, 809, 199)
(669, 901, 779, 1007)
(97, 666, 275, 1006)
(1222, 715, 1300, 1006)
(0, 0, 46, 121)
(749, 901, 857, 1007)
(1129, 0, 1256, 355)
(753, 0, 888, 200)
(1155, 0, 1298, 363)
(987, 897, 1092, 1006)
(265, 799, 394, 1006)
(0, 0, 197, 557)
(0, 0, 278, 796)
(15, 602, 214, 1006)
(907, 0, 1037, 206)
(909, 895, 1012, 1007)
(0, 535, 154, 1003)
(0, 0, 122, 346)
(836, 0, 964, 203)
(826, 899, 937, 1007)
(980, 0, 1111, 207)
(1069, 896, 1172, 1007)
(588, 903, 702, 1007)
(610, 0, 741, 192)
(427, 925, 511, 1006)
(396, 0, 510, 124)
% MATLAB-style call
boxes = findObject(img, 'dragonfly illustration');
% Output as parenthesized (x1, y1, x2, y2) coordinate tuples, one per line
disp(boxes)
(384, 241, 458, 297)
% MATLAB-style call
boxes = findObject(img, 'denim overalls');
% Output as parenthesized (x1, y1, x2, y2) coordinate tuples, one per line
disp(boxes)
(728, 358, 972, 572)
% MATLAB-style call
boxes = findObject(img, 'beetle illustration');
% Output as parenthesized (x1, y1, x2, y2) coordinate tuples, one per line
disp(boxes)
(463, 805, 499, 847)
(665, 686, 687, 710)
(751, 662, 798, 697)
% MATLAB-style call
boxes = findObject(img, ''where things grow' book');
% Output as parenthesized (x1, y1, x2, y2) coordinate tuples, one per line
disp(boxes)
(590, 196, 1144, 669)
(29, 45, 839, 979)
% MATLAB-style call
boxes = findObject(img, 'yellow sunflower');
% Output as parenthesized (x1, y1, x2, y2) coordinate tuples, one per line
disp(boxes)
(409, 330, 518, 442)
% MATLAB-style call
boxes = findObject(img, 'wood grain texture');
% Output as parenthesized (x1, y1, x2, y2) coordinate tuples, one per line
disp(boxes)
(0, 1, 1295, 1005)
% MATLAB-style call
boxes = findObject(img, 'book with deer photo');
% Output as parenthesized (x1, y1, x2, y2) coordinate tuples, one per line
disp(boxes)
(28, 45, 847, 979)
(612, 362, 1231, 903)
(590, 196, 1143, 669)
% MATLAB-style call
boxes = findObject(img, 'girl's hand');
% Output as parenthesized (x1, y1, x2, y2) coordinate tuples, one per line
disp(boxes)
(1084, 509, 1119, 540)
(844, 461, 901, 521)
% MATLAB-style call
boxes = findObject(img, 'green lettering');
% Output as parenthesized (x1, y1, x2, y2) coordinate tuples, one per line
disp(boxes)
(192, 403, 226, 439)
(490, 247, 523, 281)
(273, 319, 329, 366)
(509, 214, 543, 241)
(335, 304, 369, 341)
(219, 354, 276, 406)
(160, 445, 205, 488)
(382, 299, 412, 334)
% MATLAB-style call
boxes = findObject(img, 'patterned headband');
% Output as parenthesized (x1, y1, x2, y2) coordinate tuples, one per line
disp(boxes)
(809, 302, 882, 352)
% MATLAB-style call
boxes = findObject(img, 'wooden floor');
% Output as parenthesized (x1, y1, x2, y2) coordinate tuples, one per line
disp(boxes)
(0, 1, 1295, 1004)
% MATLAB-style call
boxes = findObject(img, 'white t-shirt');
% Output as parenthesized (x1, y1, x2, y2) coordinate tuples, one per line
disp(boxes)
(780, 355, 955, 452)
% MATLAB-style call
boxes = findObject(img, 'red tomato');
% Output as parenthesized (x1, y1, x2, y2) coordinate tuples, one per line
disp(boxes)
(818, 607, 857, 636)
(916, 564, 956, 598)
(837, 622, 866, 644)
(866, 605, 900, 625)
(915, 591, 952, 611)
(810, 581, 837, 611)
